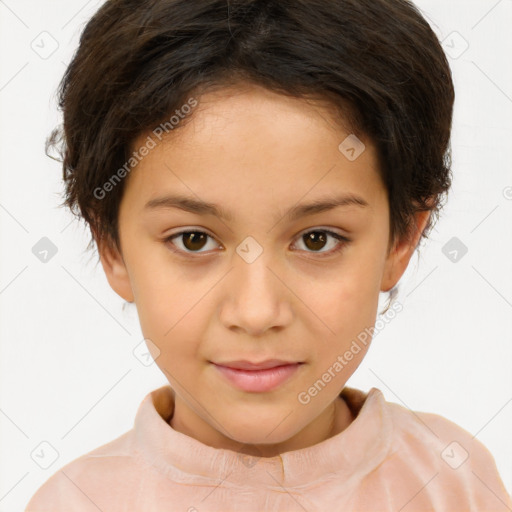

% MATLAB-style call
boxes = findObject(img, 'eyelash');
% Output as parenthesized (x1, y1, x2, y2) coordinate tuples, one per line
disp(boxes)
(163, 228, 351, 259)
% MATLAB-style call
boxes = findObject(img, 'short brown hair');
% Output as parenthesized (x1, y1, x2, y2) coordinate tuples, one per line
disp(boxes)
(48, 0, 454, 259)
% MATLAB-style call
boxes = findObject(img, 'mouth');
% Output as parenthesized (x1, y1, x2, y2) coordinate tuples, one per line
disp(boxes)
(210, 360, 304, 393)
(213, 359, 302, 370)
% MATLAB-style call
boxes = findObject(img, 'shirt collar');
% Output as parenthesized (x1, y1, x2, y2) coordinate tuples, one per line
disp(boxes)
(134, 384, 393, 489)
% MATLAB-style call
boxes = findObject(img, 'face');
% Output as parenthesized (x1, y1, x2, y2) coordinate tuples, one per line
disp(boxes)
(99, 82, 429, 456)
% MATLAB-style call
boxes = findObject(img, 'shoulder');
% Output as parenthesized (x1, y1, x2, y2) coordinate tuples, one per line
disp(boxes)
(24, 429, 147, 512)
(386, 397, 492, 466)
(381, 393, 512, 509)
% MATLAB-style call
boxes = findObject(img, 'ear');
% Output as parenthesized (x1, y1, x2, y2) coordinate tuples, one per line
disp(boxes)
(97, 237, 135, 303)
(380, 208, 432, 292)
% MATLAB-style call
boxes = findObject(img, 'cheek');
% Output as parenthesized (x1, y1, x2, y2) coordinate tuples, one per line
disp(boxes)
(303, 260, 382, 337)
(127, 252, 186, 340)
(133, 271, 211, 366)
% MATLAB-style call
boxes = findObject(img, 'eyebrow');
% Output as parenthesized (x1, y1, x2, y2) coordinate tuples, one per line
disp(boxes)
(144, 193, 369, 223)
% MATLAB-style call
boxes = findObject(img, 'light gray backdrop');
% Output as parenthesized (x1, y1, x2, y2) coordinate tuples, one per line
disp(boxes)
(0, 0, 511, 510)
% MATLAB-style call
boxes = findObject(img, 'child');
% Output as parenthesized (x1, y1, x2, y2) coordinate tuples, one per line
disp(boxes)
(26, 0, 511, 510)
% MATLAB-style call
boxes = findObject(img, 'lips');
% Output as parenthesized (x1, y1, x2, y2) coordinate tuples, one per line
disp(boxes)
(213, 359, 300, 370)
(211, 360, 304, 392)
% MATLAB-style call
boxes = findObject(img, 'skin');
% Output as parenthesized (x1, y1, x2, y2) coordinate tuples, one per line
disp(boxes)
(97, 82, 430, 458)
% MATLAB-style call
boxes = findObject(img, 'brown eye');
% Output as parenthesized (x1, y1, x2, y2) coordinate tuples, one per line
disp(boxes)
(293, 229, 350, 256)
(181, 232, 208, 251)
(165, 230, 219, 254)
(303, 231, 328, 251)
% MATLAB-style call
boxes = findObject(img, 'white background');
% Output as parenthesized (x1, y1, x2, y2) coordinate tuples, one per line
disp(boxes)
(1, 0, 511, 510)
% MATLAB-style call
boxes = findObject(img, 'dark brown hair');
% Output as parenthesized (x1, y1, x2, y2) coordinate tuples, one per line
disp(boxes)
(48, 0, 454, 264)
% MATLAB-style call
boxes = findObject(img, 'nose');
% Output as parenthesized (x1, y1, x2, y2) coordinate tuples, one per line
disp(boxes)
(219, 251, 293, 337)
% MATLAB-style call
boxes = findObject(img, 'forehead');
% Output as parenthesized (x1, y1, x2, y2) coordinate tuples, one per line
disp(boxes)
(122, 83, 385, 215)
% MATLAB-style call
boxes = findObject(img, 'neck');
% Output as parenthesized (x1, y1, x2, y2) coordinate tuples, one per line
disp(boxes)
(169, 394, 354, 457)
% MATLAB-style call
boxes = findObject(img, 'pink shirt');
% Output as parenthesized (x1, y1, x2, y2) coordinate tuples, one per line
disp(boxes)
(25, 385, 512, 511)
